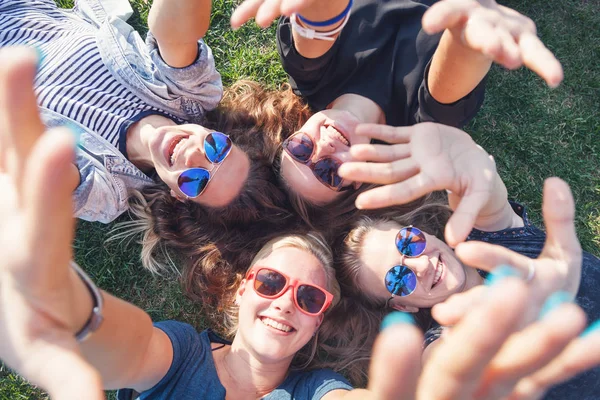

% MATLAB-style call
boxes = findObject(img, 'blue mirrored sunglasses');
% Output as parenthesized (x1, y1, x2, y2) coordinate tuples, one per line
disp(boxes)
(384, 226, 427, 304)
(177, 132, 232, 198)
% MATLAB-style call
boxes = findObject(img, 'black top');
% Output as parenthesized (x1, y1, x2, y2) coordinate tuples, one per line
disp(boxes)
(277, 0, 486, 128)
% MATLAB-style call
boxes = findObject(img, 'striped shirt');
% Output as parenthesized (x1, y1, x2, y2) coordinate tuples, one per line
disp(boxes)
(0, 0, 175, 149)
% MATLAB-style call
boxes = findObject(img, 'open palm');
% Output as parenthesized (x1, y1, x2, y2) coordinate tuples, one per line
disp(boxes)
(0, 47, 102, 399)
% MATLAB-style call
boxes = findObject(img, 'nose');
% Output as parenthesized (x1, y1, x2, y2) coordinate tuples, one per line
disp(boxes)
(404, 255, 432, 281)
(184, 148, 206, 168)
(270, 287, 296, 314)
(313, 136, 336, 159)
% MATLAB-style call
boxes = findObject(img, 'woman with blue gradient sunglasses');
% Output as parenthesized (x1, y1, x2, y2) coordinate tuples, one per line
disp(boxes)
(0, 0, 294, 229)
(338, 122, 600, 399)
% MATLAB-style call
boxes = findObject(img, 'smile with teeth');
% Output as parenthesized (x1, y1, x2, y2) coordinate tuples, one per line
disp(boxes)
(325, 125, 350, 146)
(168, 136, 188, 167)
(432, 255, 444, 288)
(260, 317, 294, 333)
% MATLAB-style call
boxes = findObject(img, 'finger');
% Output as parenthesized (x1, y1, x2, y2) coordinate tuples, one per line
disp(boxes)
(338, 158, 419, 185)
(349, 143, 411, 163)
(454, 241, 533, 275)
(280, 0, 311, 15)
(421, 0, 473, 34)
(368, 316, 422, 400)
(231, 0, 265, 29)
(540, 178, 580, 259)
(477, 303, 586, 399)
(354, 172, 438, 210)
(22, 128, 76, 287)
(431, 285, 488, 326)
(463, 14, 503, 59)
(355, 123, 413, 145)
(255, 0, 282, 28)
(418, 278, 529, 400)
(519, 32, 563, 88)
(493, 27, 522, 69)
(513, 322, 600, 399)
(0, 47, 44, 193)
(28, 341, 104, 400)
(444, 190, 491, 246)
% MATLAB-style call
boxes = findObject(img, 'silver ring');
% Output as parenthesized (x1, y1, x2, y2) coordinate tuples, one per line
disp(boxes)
(524, 260, 536, 283)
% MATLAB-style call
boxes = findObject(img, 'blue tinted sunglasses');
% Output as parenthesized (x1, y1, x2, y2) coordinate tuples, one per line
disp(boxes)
(177, 132, 232, 198)
(384, 226, 427, 307)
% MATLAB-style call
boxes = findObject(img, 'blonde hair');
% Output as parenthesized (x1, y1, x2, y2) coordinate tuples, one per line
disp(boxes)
(219, 232, 346, 372)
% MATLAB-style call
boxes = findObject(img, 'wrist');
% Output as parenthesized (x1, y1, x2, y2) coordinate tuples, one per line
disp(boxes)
(69, 261, 104, 342)
(297, 0, 353, 30)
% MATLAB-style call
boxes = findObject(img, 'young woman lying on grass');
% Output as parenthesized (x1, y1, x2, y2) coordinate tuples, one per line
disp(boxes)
(336, 122, 600, 399)
(232, 0, 564, 217)
(2, 80, 600, 400)
(0, 0, 291, 227)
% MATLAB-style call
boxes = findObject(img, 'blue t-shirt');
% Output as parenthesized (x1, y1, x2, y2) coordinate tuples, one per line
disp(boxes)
(117, 321, 352, 400)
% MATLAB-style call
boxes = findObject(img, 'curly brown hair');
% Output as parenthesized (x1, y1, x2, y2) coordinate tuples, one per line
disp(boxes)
(116, 80, 311, 299)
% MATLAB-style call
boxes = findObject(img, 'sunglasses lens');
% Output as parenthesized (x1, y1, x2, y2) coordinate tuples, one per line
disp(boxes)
(205, 132, 232, 164)
(297, 285, 327, 315)
(313, 158, 343, 188)
(254, 269, 287, 297)
(285, 133, 313, 163)
(385, 265, 417, 297)
(178, 168, 210, 197)
(395, 227, 427, 257)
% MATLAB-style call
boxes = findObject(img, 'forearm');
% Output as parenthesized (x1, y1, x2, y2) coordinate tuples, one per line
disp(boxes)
(427, 29, 491, 104)
(67, 269, 161, 389)
(291, 0, 349, 59)
(148, 0, 211, 67)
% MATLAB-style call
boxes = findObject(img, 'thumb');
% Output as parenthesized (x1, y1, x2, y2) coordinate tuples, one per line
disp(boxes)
(367, 313, 422, 400)
(44, 350, 104, 400)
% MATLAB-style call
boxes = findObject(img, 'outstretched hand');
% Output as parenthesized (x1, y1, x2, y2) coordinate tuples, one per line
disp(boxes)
(422, 0, 563, 87)
(0, 47, 103, 399)
(338, 122, 500, 246)
(366, 278, 599, 400)
(446, 177, 583, 321)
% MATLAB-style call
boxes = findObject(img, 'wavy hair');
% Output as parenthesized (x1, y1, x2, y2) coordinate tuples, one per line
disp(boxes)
(115, 80, 310, 292)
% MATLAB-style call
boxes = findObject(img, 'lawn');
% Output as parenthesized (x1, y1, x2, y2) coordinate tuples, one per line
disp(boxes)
(1, 0, 599, 398)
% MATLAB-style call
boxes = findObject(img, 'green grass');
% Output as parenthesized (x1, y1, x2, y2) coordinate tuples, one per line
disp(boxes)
(2, 0, 599, 398)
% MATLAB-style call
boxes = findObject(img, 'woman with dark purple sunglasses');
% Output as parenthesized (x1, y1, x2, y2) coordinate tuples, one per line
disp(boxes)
(337, 122, 600, 399)
(230, 0, 563, 218)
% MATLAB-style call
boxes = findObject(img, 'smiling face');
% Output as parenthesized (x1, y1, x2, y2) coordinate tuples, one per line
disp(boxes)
(280, 109, 370, 205)
(234, 246, 327, 364)
(358, 221, 470, 311)
(148, 124, 250, 207)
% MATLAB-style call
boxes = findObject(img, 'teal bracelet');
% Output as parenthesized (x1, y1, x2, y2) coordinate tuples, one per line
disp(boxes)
(297, 0, 353, 27)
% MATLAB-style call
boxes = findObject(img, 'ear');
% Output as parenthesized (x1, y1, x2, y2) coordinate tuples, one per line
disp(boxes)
(235, 279, 247, 305)
(170, 189, 187, 203)
(315, 313, 325, 330)
(390, 302, 419, 313)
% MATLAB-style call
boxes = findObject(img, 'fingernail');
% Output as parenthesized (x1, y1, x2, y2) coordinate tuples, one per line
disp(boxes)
(32, 46, 45, 71)
(539, 291, 572, 319)
(484, 264, 521, 287)
(381, 311, 414, 331)
(581, 320, 600, 338)
(61, 122, 82, 147)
